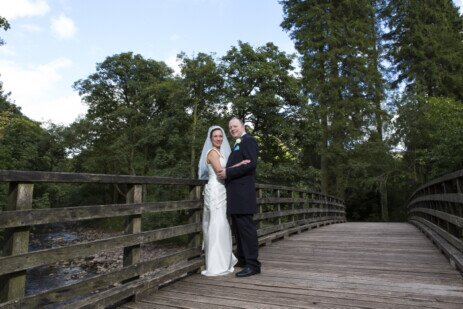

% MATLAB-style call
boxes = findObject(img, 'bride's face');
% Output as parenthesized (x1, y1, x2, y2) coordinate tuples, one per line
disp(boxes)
(210, 129, 223, 148)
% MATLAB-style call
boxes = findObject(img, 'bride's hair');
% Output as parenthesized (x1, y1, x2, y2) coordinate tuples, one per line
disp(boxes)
(210, 128, 222, 139)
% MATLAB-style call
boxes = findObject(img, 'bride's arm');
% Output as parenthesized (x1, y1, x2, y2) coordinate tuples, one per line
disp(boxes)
(230, 159, 251, 168)
(207, 150, 223, 175)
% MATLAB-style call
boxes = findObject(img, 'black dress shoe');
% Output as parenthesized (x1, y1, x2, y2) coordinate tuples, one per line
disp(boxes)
(235, 267, 260, 277)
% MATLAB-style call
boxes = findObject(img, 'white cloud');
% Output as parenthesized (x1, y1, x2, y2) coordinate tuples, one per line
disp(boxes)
(165, 53, 181, 76)
(33, 94, 86, 125)
(0, 57, 73, 95)
(170, 34, 180, 41)
(0, 58, 86, 125)
(51, 14, 77, 39)
(0, 45, 16, 56)
(0, 0, 50, 20)
(20, 23, 43, 33)
(455, 0, 463, 14)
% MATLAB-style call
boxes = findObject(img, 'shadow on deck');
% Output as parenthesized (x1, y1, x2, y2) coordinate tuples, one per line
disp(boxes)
(122, 223, 463, 309)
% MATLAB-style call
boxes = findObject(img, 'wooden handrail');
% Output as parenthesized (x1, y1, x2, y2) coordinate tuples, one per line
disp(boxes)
(407, 168, 463, 272)
(0, 169, 346, 308)
(0, 169, 206, 185)
(410, 169, 463, 199)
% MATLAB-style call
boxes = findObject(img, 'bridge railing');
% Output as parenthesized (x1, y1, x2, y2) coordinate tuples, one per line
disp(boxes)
(255, 184, 345, 244)
(407, 169, 463, 271)
(0, 170, 345, 308)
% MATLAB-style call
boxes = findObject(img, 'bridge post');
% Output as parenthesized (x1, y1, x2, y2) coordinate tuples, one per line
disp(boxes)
(311, 192, 317, 222)
(276, 189, 281, 226)
(123, 184, 142, 270)
(291, 191, 297, 224)
(303, 191, 308, 223)
(0, 182, 33, 302)
(188, 185, 202, 249)
(257, 188, 263, 229)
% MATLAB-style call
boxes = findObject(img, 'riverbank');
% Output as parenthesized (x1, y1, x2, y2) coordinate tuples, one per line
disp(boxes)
(26, 227, 184, 295)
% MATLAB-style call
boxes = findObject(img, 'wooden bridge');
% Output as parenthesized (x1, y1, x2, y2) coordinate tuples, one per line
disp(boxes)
(0, 169, 462, 308)
(122, 223, 463, 309)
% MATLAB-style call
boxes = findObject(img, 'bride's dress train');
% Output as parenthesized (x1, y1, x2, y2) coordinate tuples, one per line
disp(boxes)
(201, 151, 237, 276)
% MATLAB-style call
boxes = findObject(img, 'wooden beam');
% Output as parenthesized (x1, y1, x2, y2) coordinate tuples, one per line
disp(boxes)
(0, 200, 202, 229)
(123, 184, 143, 287)
(0, 223, 201, 276)
(0, 170, 205, 186)
(0, 183, 33, 302)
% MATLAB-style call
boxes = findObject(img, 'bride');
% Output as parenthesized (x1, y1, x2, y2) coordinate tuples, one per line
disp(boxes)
(198, 125, 248, 276)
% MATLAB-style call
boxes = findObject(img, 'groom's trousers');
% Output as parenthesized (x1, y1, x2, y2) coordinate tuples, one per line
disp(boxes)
(231, 214, 261, 271)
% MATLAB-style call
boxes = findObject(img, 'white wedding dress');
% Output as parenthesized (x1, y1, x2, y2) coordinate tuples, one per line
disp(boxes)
(201, 149, 237, 276)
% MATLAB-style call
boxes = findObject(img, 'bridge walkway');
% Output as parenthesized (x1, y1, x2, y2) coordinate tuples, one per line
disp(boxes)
(121, 222, 463, 308)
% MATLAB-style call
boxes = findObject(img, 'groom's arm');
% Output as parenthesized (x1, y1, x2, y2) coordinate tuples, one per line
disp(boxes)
(226, 137, 258, 180)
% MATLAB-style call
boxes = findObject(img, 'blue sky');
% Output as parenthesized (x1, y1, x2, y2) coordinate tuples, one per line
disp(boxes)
(0, 0, 462, 125)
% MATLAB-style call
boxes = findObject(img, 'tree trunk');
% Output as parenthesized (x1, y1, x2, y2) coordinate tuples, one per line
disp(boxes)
(380, 174, 389, 221)
(190, 103, 198, 179)
(320, 115, 329, 194)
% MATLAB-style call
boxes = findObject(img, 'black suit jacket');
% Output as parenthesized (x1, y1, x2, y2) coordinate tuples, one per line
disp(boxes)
(225, 134, 258, 214)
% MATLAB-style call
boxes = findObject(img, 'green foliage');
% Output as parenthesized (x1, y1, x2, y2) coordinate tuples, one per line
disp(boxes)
(33, 192, 51, 209)
(0, 16, 9, 30)
(222, 41, 304, 171)
(0, 15, 10, 46)
(281, 0, 386, 198)
(1, 2, 462, 225)
(1, 106, 61, 173)
(0, 81, 68, 173)
(344, 139, 397, 221)
(72, 52, 189, 177)
(0, 116, 42, 169)
(383, 0, 463, 100)
(177, 52, 225, 178)
(394, 95, 463, 181)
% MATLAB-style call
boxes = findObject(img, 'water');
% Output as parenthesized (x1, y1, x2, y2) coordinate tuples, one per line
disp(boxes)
(26, 231, 88, 295)
(26, 265, 86, 295)
(29, 231, 79, 251)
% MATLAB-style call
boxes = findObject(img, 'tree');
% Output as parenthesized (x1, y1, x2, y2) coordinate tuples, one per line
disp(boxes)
(73, 52, 184, 176)
(394, 95, 463, 182)
(383, 0, 463, 101)
(221, 41, 303, 173)
(281, 0, 386, 198)
(0, 83, 62, 171)
(345, 139, 397, 221)
(177, 52, 225, 178)
(0, 16, 10, 46)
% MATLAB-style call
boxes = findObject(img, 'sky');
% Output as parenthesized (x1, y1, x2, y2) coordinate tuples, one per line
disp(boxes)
(0, 0, 462, 126)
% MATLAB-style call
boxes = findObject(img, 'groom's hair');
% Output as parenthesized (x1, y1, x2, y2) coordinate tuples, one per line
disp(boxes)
(230, 117, 244, 126)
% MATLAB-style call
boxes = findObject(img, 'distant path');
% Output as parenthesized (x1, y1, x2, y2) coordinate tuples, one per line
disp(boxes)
(122, 223, 463, 308)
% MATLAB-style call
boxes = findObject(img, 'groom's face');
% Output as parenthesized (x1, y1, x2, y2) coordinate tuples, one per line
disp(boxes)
(229, 119, 245, 139)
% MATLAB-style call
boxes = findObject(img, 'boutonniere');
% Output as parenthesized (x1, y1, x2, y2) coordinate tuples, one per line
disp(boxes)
(234, 138, 242, 151)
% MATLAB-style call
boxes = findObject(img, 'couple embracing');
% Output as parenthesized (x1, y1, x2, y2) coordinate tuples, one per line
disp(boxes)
(198, 118, 261, 278)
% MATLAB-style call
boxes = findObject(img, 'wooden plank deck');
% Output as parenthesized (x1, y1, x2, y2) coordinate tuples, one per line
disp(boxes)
(121, 223, 463, 308)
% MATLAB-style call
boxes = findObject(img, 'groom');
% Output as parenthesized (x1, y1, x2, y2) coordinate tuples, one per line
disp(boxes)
(217, 117, 261, 277)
